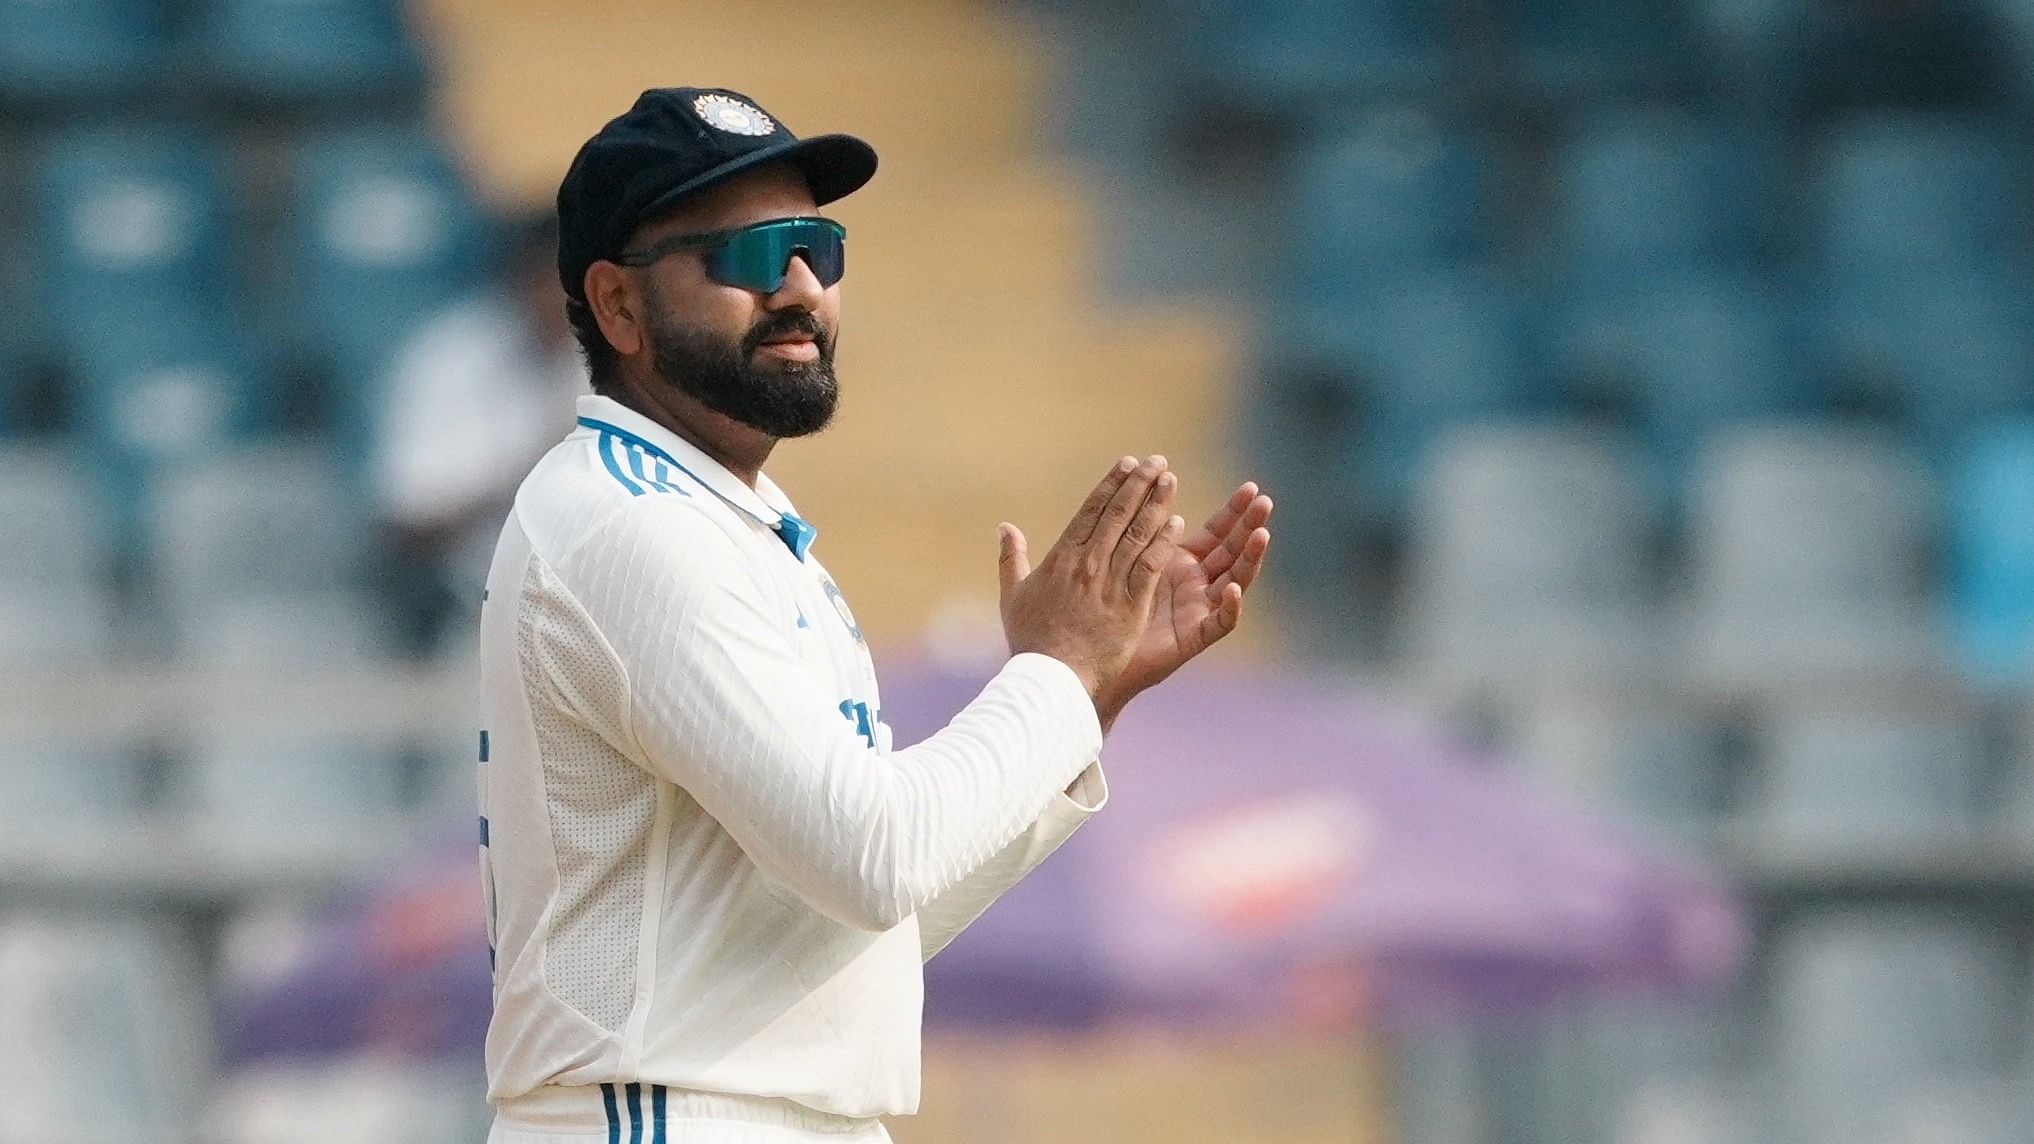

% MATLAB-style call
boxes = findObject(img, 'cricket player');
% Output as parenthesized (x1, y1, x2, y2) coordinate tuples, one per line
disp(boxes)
(477, 87, 1274, 1143)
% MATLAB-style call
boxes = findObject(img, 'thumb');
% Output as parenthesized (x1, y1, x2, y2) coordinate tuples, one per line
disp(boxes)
(997, 522, 1031, 599)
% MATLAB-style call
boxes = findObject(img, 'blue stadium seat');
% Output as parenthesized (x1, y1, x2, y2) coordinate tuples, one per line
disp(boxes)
(1987, 0, 2034, 105)
(1517, 699, 1723, 836)
(65, 322, 259, 566)
(1405, 422, 1654, 687)
(0, 739, 146, 837)
(171, 593, 396, 667)
(1169, 0, 1445, 104)
(1306, 268, 1536, 519)
(1496, 0, 1694, 98)
(68, 324, 255, 471)
(0, 588, 118, 667)
(1813, 271, 2034, 450)
(179, 719, 407, 860)
(148, 444, 368, 608)
(1756, 712, 1985, 859)
(1555, 110, 1770, 278)
(0, 0, 167, 105)
(30, 127, 236, 356)
(1813, 114, 2022, 272)
(194, 0, 425, 106)
(1770, 912, 2014, 1143)
(0, 343, 22, 437)
(0, 445, 114, 590)
(1686, 0, 1810, 105)
(1290, 112, 1488, 286)
(284, 126, 485, 432)
(1948, 423, 2034, 686)
(1686, 424, 1942, 691)
(0, 915, 209, 1139)
(1559, 272, 1802, 490)
(1534, 1002, 1743, 1144)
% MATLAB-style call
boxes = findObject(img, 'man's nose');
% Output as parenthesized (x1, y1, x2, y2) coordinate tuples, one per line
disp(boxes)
(768, 252, 826, 308)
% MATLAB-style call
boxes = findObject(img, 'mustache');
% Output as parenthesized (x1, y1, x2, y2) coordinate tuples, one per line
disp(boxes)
(742, 309, 832, 356)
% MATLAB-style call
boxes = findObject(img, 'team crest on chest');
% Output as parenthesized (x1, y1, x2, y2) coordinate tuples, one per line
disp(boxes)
(822, 580, 864, 645)
(693, 93, 775, 136)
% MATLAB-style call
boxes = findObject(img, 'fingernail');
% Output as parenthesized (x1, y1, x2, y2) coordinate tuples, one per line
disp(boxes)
(1169, 514, 1184, 532)
(1148, 454, 1167, 469)
(1158, 472, 1176, 490)
(1116, 456, 1136, 473)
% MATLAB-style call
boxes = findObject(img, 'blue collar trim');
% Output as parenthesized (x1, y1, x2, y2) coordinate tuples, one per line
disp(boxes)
(578, 415, 816, 561)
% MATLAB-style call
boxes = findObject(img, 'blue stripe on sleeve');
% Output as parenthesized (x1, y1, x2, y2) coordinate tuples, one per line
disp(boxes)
(478, 730, 489, 762)
(625, 1082, 644, 1144)
(601, 1083, 621, 1144)
(598, 433, 648, 496)
(652, 1085, 667, 1143)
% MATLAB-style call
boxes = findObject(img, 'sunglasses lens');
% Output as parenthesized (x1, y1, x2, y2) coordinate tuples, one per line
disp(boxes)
(708, 219, 846, 291)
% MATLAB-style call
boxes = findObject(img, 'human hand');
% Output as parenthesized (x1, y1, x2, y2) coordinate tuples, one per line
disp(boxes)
(1094, 479, 1272, 724)
(997, 455, 1183, 704)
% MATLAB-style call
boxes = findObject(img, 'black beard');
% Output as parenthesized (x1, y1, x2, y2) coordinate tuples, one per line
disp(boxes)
(642, 290, 839, 439)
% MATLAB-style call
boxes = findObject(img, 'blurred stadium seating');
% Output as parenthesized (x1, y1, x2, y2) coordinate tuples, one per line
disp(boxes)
(3, 0, 2033, 1141)
(1041, 1, 2034, 1141)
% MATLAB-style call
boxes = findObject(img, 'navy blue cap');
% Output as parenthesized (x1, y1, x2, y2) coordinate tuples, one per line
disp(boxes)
(556, 86, 878, 302)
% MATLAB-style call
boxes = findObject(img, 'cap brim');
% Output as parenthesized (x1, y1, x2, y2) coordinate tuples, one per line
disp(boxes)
(631, 132, 878, 231)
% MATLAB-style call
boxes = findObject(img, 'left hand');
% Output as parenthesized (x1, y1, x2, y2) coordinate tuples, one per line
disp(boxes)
(1095, 480, 1273, 727)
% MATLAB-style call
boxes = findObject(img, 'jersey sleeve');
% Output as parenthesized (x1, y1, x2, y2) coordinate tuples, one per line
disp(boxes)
(557, 501, 1104, 933)
(913, 759, 1107, 961)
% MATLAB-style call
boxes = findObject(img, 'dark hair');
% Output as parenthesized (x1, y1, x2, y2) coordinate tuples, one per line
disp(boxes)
(568, 294, 624, 396)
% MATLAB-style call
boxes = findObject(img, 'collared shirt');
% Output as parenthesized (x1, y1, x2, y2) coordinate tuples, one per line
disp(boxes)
(477, 394, 1106, 1127)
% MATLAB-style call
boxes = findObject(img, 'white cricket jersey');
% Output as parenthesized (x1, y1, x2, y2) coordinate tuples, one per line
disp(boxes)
(477, 394, 1107, 1133)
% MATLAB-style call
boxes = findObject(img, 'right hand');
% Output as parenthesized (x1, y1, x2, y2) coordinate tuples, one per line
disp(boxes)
(997, 455, 1183, 701)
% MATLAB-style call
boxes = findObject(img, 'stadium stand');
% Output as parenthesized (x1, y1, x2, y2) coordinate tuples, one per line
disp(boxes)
(1752, 710, 1987, 863)
(1811, 114, 2024, 273)
(283, 124, 486, 453)
(1494, 0, 1696, 100)
(1313, 266, 1538, 521)
(1554, 272, 1801, 494)
(1533, 1001, 1744, 1144)
(1552, 108, 1773, 281)
(0, 0, 169, 107)
(0, 914, 211, 1144)
(1949, 422, 2034, 685)
(1037, 1, 2034, 1139)
(175, 719, 408, 864)
(3, 0, 2032, 1139)
(148, 444, 368, 604)
(0, 738, 148, 837)
(30, 126, 238, 347)
(1515, 694, 1725, 838)
(1290, 110, 1491, 283)
(193, 0, 427, 107)
(1167, 0, 1447, 108)
(1683, 424, 1944, 692)
(1768, 912, 2016, 1144)
(1404, 421, 1653, 687)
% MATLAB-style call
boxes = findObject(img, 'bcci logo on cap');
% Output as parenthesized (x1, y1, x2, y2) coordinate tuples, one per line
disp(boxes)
(694, 93, 775, 137)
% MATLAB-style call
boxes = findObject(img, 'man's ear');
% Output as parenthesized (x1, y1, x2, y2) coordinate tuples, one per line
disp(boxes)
(583, 261, 644, 357)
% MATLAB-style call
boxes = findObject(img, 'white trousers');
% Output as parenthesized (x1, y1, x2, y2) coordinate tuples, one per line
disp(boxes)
(487, 1084, 893, 1144)
(487, 1121, 891, 1144)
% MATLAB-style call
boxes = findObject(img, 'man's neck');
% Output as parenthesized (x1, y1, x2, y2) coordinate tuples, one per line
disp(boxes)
(615, 373, 775, 488)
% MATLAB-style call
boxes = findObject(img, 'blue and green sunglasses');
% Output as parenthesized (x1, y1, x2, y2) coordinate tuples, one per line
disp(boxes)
(611, 216, 847, 292)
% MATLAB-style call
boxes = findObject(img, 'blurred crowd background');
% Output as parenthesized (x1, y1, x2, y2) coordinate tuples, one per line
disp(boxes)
(2, 0, 2033, 1141)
